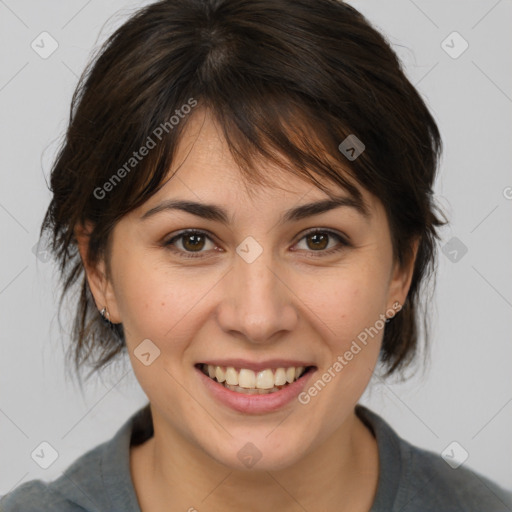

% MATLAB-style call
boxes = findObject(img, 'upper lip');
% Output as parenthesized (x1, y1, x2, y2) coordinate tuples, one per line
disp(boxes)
(196, 359, 316, 373)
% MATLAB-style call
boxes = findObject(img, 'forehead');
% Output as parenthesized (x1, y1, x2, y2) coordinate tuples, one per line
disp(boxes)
(154, 108, 379, 215)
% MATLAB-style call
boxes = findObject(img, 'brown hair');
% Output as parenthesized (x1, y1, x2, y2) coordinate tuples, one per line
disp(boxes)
(40, 0, 447, 384)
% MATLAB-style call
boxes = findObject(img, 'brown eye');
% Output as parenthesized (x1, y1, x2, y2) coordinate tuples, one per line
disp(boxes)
(293, 229, 349, 257)
(305, 232, 329, 251)
(181, 232, 206, 252)
(164, 230, 217, 259)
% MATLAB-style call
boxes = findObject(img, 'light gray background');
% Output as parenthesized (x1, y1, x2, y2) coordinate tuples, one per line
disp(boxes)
(1, 0, 511, 498)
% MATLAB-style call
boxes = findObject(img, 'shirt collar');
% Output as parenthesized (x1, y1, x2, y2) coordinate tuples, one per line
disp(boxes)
(100, 402, 153, 511)
(65, 402, 401, 511)
(356, 404, 402, 511)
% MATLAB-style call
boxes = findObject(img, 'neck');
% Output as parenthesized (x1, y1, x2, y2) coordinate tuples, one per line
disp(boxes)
(130, 408, 379, 512)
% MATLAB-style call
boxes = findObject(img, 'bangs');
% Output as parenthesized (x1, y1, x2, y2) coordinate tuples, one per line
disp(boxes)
(148, 91, 370, 223)
(204, 90, 367, 207)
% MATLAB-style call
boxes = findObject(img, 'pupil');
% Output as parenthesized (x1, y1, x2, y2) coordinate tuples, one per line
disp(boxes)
(184, 234, 204, 251)
(308, 233, 327, 250)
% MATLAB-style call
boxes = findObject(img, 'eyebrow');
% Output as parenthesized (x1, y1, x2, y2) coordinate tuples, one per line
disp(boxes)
(140, 194, 371, 225)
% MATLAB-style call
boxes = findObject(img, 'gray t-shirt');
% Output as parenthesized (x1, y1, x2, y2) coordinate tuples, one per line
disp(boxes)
(1, 403, 511, 511)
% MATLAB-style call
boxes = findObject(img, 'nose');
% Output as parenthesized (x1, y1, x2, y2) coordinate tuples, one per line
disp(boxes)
(215, 245, 299, 344)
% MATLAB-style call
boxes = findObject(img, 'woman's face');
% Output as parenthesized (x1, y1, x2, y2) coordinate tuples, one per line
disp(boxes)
(84, 109, 415, 471)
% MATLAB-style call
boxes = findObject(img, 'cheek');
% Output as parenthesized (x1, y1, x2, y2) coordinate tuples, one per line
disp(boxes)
(114, 264, 163, 334)
(110, 247, 173, 337)
(303, 262, 390, 344)
(112, 248, 217, 345)
(298, 266, 388, 413)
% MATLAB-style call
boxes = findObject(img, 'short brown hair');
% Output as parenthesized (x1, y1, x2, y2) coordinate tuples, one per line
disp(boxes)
(40, 0, 447, 383)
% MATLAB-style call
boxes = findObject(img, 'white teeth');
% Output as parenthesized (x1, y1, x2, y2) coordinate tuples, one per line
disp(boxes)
(238, 369, 256, 388)
(215, 366, 226, 383)
(274, 367, 287, 386)
(225, 367, 238, 385)
(256, 369, 274, 389)
(202, 364, 309, 391)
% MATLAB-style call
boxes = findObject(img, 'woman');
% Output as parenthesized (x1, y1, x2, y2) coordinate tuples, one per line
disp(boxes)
(2, 0, 511, 510)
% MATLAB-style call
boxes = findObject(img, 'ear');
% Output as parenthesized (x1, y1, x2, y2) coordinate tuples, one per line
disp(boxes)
(386, 236, 420, 311)
(74, 221, 121, 323)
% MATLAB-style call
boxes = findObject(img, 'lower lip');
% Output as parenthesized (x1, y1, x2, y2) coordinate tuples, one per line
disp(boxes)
(195, 365, 317, 414)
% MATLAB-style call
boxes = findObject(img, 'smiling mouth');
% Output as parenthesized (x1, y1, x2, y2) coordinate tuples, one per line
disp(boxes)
(196, 363, 316, 395)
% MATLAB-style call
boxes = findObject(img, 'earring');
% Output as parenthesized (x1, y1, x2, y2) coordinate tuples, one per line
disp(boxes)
(100, 306, 114, 328)
(385, 301, 402, 323)
(99, 306, 124, 346)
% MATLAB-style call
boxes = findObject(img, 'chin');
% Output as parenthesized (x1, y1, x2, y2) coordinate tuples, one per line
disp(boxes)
(203, 432, 310, 472)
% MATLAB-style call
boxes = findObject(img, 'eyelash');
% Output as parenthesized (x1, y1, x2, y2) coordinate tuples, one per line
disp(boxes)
(162, 228, 350, 260)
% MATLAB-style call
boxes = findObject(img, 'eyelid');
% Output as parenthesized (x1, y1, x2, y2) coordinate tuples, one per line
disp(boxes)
(164, 228, 218, 244)
(294, 227, 350, 245)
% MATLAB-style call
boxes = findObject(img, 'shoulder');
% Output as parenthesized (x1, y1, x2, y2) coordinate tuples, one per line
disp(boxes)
(402, 441, 512, 511)
(0, 437, 110, 512)
(0, 480, 83, 512)
(356, 405, 512, 512)
(1, 405, 150, 512)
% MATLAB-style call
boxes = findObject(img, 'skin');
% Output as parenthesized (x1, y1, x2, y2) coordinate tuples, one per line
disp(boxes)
(76, 108, 418, 512)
